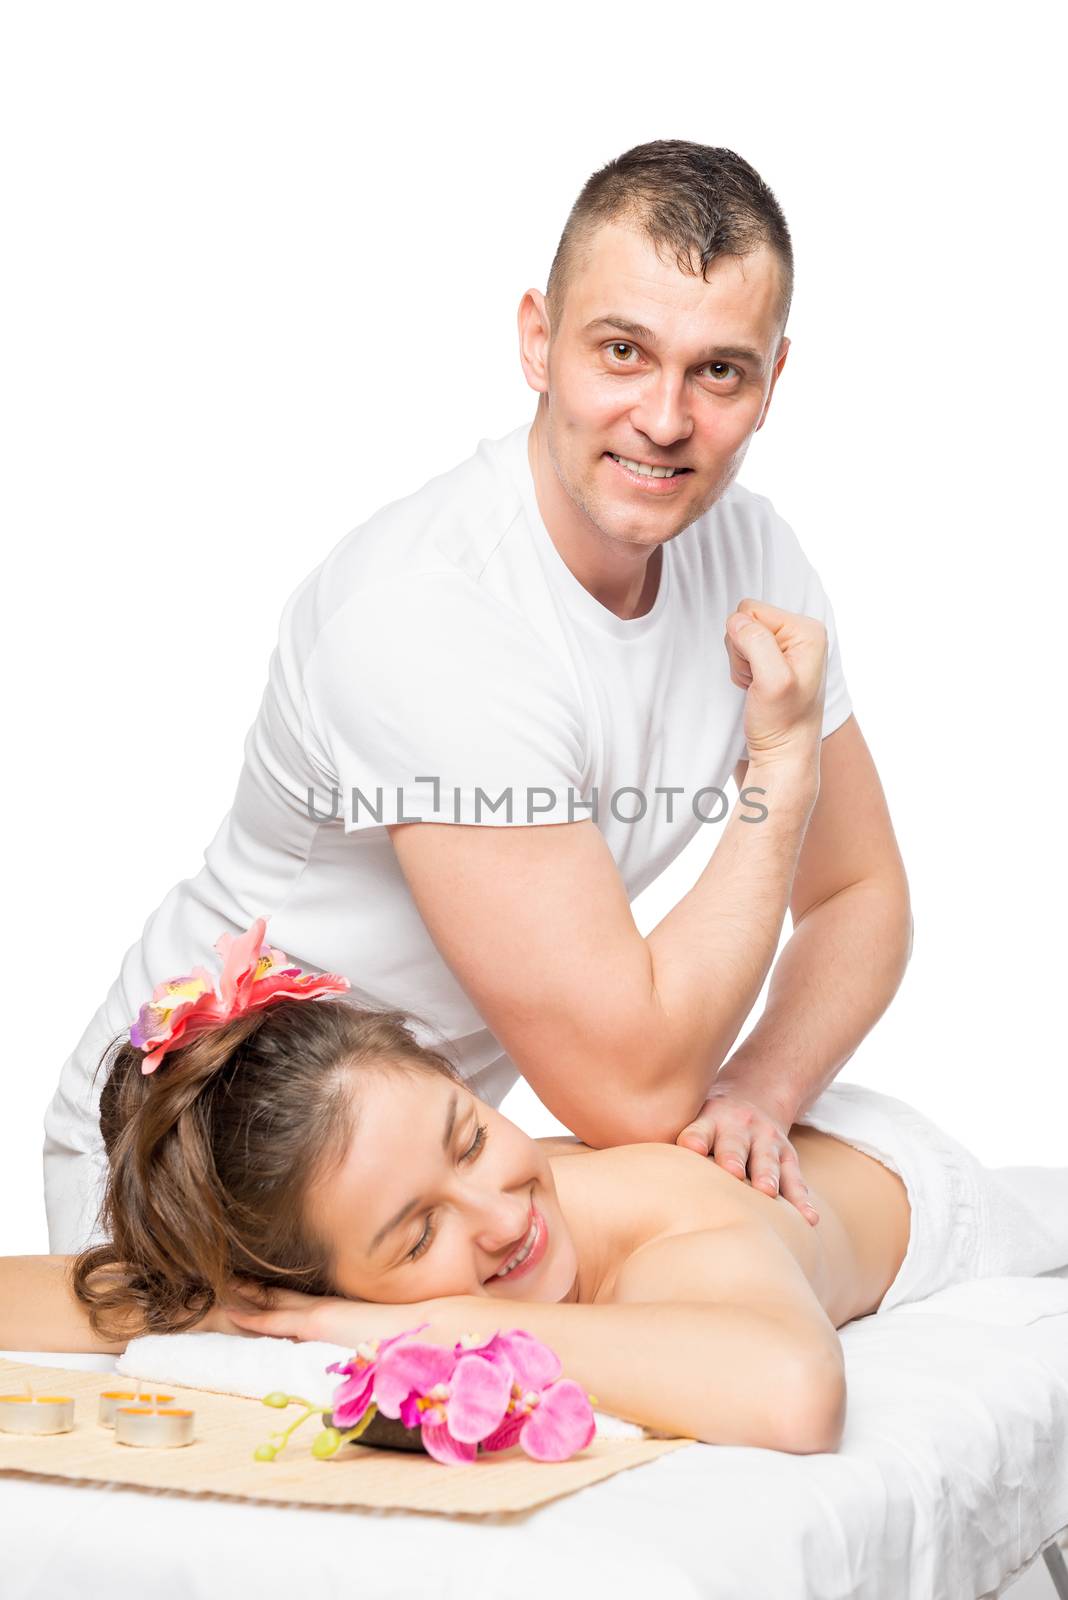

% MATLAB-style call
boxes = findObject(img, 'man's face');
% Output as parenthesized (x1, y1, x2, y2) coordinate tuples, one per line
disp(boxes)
(529, 222, 790, 553)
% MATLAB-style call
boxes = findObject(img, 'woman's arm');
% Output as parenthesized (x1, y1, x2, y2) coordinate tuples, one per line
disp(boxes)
(0, 1257, 244, 1354)
(0, 1257, 129, 1354)
(229, 1220, 848, 1453)
(428, 1266, 844, 1452)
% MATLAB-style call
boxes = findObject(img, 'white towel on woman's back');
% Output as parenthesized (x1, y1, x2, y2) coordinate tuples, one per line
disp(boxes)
(796, 1081, 1068, 1312)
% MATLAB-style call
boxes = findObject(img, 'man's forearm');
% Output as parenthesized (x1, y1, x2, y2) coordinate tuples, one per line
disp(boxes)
(715, 875, 913, 1126)
(602, 755, 819, 1139)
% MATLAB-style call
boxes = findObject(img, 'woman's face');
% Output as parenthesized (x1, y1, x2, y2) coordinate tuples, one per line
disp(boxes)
(305, 1067, 580, 1306)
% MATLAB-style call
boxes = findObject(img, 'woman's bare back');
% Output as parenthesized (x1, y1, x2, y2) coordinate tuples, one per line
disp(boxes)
(547, 1126, 911, 1327)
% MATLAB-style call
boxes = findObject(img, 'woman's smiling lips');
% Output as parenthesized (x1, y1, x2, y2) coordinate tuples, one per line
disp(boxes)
(489, 1204, 549, 1285)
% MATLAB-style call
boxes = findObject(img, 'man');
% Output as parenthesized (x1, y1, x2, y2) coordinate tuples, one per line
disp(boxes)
(44, 139, 912, 1252)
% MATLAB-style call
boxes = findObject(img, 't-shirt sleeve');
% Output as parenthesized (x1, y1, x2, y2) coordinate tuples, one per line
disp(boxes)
(302, 571, 588, 831)
(735, 500, 854, 764)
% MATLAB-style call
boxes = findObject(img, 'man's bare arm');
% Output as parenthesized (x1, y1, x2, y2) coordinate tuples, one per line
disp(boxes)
(675, 715, 912, 1188)
(387, 603, 825, 1149)
(388, 750, 817, 1148)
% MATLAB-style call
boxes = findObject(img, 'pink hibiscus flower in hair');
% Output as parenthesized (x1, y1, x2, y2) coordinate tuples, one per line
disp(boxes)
(129, 967, 219, 1067)
(373, 1341, 513, 1465)
(466, 1330, 596, 1462)
(129, 915, 350, 1073)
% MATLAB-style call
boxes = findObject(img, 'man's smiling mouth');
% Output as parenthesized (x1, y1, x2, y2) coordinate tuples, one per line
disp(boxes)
(605, 451, 693, 479)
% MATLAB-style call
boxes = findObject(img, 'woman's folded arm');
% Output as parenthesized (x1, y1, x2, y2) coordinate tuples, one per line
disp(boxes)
(231, 1219, 848, 1453)
(2, 1221, 848, 1453)
(0, 1256, 130, 1354)
(414, 1290, 845, 1452)
(0, 1256, 232, 1355)
(430, 1221, 844, 1451)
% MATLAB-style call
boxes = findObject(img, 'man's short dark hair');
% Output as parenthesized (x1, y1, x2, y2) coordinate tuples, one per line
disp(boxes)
(545, 139, 794, 333)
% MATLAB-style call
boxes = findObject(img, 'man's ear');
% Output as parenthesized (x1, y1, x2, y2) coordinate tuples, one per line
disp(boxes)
(517, 288, 551, 395)
(754, 334, 791, 433)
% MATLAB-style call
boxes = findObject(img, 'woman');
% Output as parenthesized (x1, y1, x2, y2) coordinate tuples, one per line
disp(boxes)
(5, 948, 1066, 1455)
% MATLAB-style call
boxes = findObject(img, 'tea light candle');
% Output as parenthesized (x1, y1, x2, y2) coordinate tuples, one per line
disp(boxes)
(98, 1389, 175, 1427)
(115, 1405, 195, 1448)
(0, 1392, 75, 1434)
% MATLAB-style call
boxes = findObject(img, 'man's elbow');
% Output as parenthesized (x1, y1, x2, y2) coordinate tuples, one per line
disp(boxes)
(561, 1086, 703, 1149)
(518, 1024, 710, 1147)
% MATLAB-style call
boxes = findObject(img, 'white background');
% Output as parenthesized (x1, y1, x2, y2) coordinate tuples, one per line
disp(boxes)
(1, 2, 1063, 1257)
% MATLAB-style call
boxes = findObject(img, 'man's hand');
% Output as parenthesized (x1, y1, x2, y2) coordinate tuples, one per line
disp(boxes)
(676, 1086, 820, 1226)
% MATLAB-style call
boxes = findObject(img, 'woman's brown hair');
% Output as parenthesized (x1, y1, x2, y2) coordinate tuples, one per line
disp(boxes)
(71, 997, 458, 1342)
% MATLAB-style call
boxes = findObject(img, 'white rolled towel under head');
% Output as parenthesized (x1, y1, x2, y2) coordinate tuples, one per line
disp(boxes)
(118, 1331, 365, 1410)
(116, 1331, 647, 1439)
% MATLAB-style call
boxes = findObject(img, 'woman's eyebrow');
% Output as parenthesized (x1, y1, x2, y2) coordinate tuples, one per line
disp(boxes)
(368, 1091, 459, 1255)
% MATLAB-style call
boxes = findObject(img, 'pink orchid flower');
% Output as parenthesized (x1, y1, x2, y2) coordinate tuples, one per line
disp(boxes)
(130, 915, 349, 1073)
(326, 1324, 427, 1430)
(373, 1341, 512, 1465)
(464, 1330, 597, 1462)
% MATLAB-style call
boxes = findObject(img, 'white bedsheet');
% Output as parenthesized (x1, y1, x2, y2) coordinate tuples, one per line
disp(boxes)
(4, 1277, 1068, 1600)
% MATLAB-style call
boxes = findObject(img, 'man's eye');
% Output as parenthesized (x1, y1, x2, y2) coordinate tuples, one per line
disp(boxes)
(607, 345, 738, 382)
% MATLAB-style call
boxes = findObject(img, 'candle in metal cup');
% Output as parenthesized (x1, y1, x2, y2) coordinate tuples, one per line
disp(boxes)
(114, 1405, 195, 1448)
(98, 1389, 174, 1427)
(0, 1393, 75, 1434)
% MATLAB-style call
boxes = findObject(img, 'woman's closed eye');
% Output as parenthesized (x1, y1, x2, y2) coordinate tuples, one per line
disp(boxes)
(404, 1122, 489, 1263)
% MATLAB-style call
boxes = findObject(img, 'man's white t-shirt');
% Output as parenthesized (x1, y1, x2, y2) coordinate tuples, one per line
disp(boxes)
(43, 418, 853, 1251)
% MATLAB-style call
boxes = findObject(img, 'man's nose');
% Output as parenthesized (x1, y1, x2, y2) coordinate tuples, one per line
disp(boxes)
(630, 371, 694, 446)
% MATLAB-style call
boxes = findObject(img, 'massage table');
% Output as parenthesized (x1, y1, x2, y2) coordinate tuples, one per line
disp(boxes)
(4, 1274, 1068, 1600)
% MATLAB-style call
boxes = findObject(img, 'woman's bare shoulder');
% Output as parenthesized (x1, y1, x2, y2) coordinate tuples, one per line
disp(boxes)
(549, 1139, 765, 1229)
(550, 1138, 757, 1189)
(536, 1136, 594, 1158)
(558, 1137, 909, 1329)
(551, 1139, 832, 1293)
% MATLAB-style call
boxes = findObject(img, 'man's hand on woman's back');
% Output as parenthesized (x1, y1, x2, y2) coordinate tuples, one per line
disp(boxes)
(675, 1085, 820, 1226)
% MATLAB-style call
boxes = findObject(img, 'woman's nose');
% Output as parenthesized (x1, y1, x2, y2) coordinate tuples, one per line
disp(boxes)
(467, 1188, 530, 1253)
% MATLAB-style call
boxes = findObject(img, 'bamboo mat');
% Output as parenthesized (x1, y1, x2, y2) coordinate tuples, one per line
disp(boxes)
(0, 1358, 689, 1514)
